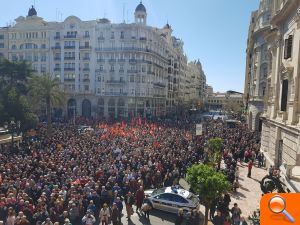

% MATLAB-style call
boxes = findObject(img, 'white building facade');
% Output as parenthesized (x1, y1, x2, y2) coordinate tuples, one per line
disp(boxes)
(245, 0, 300, 192)
(0, 3, 204, 118)
(244, 0, 272, 131)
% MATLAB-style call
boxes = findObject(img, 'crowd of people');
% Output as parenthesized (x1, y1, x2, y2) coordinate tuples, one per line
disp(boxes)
(0, 116, 261, 225)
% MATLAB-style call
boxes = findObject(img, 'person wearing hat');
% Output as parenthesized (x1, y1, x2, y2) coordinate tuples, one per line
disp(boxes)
(111, 203, 119, 225)
(99, 203, 110, 225)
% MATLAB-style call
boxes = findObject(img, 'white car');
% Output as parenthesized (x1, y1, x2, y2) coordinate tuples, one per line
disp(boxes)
(144, 186, 200, 214)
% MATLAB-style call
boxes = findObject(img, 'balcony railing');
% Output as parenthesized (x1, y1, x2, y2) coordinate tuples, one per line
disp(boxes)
(83, 34, 90, 38)
(108, 59, 116, 63)
(153, 82, 166, 88)
(129, 59, 137, 63)
(54, 68, 61, 71)
(119, 69, 125, 73)
(106, 80, 125, 84)
(97, 59, 105, 62)
(103, 92, 128, 96)
(54, 36, 60, 40)
(95, 69, 106, 73)
(83, 78, 90, 82)
(64, 57, 75, 60)
(64, 46, 75, 49)
(98, 37, 105, 41)
(52, 46, 61, 50)
(127, 70, 138, 73)
(79, 46, 92, 50)
(140, 37, 147, 41)
(64, 68, 75, 71)
(83, 57, 90, 60)
(83, 68, 90, 71)
(64, 35, 77, 39)
(118, 59, 126, 62)
(64, 78, 75, 82)
(54, 57, 61, 60)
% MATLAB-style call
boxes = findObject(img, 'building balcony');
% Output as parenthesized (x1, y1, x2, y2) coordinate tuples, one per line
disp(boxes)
(127, 70, 138, 73)
(97, 59, 105, 62)
(64, 78, 75, 82)
(83, 78, 90, 82)
(83, 34, 90, 38)
(54, 68, 61, 71)
(119, 69, 125, 73)
(52, 46, 61, 50)
(64, 57, 75, 60)
(153, 94, 165, 98)
(106, 80, 125, 84)
(118, 59, 126, 62)
(64, 46, 75, 49)
(140, 37, 147, 41)
(83, 57, 90, 60)
(83, 68, 90, 72)
(108, 59, 116, 63)
(64, 35, 77, 39)
(79, 46, 92, 50)
(98, 37, 105, 41)
(129, 59, 137, 63)
(54, 57, 61, 60)
(95, 69, 106, 73)
(54, 36, 60, 40)
(64, 68, 75, 71)
(147, 71, 155, 75)
(103, 92, 128, 96)
(153, 82, 166, 88)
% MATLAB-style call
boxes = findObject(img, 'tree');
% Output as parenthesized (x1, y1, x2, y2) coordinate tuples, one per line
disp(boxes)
(0, 59, 37, 130)
(187, 164, 231, 225)
(207, 138, 223, 168)
(29, 74, 65, 135)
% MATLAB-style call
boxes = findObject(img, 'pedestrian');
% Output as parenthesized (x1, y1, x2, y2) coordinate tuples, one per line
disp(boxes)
(82, 211, 96, 225)
(99, 203, 110, 225)
(247, 160, 253, 178)
(268, 165, 274, 176)
(175, 208, 184, 225)
(231, 203, 242, 225)
(135, 186, 145, 212)
(113, 197, 123, 223)
(124, 192, 134, 221)
(110, 203, 119, 225)
(212, 210, 224, 225)
(142, 195, 152, 221)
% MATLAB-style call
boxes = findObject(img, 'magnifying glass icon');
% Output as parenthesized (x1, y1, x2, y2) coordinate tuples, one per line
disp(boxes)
(268, 195, 295, 223)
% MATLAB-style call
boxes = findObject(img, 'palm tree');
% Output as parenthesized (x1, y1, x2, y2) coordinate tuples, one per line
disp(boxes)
(29, 74, 65, 135)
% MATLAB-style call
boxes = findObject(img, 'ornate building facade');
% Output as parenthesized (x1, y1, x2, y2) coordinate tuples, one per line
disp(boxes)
(244, 0, 271, 131)
(0, 3, 206, 118)
(246, 0, 300, 191)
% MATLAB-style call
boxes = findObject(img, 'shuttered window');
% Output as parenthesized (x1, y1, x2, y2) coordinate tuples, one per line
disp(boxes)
(284, 35, 293, 59)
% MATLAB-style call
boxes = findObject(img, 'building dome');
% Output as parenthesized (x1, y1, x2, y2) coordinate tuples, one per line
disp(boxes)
(28, 5, 37, 17)
(135, 2, 146, 13)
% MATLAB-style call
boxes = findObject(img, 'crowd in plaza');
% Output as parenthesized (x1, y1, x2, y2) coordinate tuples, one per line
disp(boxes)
(0, 116, 261, 225)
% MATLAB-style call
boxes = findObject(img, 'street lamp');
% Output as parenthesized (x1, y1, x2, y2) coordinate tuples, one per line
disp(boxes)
(4, 119, 20, 150)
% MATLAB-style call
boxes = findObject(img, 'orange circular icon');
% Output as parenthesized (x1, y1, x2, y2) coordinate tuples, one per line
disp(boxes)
(269, 195, 286, 213)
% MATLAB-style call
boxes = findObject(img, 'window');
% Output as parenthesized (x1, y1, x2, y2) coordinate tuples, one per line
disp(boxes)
(85, 31, 89, 37)
(280, 79, 288, 111)
(130, 76, 134, 82)
(41, 44, 46, 49)
(0, 35, 4, 39)
(111, 32, 115, 39)
(84, 85, 89, 91)
(120, 31, 124, 39)
(0, 43, 4, 48)
(284, 35, 293, 59)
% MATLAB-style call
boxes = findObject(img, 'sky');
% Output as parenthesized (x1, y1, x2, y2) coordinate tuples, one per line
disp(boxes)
(0, 0, 259, 93)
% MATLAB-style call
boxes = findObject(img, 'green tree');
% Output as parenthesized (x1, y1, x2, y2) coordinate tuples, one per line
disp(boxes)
(207, 138, 223, 168)
(0, 59, 37, 130)
(187, 164, 231, 225)
(28, 74, 65, 135)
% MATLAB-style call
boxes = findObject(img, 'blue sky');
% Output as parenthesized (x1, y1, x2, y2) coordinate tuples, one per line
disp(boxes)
(0, 0, 259, 92)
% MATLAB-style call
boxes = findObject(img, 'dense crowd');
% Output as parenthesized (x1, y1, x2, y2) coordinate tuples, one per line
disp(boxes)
(0, 117, 261, 225)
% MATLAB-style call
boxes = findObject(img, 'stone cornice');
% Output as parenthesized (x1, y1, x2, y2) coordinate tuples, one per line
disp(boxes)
(272, 0, 300, 26)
